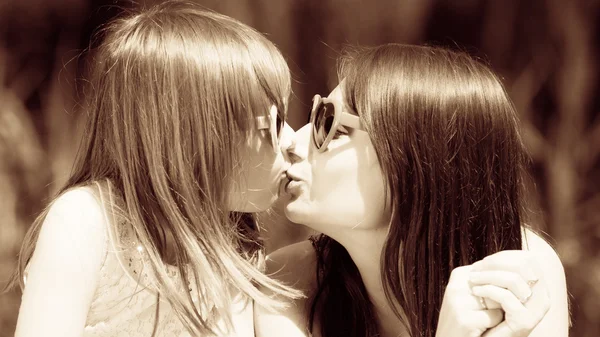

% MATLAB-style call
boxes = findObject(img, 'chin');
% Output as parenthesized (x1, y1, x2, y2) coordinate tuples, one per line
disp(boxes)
(282, 198, 311, 227)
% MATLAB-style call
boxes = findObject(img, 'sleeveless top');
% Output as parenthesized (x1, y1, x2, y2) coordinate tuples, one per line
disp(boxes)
(25, 182, 255, 337)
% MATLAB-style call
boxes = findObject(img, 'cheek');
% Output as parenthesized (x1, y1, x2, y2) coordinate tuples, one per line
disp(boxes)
(247, 144, 284, 188)
(309, 153, 387, 229)
(242, 132, 280, 182)
(228, 141, 284, 212)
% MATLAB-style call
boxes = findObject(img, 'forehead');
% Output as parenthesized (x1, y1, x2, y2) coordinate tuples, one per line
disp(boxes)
(326, 80, 357, 117)
(327, 81, 345, 102)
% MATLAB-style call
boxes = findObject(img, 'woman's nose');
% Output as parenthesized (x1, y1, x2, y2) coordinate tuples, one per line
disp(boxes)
(287, 123, 311, 163)
(279, 123, 296, 152)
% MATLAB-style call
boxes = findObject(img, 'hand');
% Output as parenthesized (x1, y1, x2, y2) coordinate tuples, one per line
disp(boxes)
(436, 265, 504, 337)
(470, 250, 551, 337)
(436, 250, 551, 337)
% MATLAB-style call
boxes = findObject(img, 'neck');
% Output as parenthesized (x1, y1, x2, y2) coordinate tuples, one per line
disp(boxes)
(328, 227, 409, 337)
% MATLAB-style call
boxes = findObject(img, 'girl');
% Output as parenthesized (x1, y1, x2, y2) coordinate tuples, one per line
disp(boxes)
(7, 1, 301, 336)
(256, 44, 569, 337)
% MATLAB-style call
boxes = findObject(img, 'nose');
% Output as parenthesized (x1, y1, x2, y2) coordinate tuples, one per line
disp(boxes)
(279, 122, 296, 157)
(287, 123, 311, 162)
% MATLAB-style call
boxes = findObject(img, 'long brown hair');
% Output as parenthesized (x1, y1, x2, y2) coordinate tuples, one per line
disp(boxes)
(310, 44, 527, 337)
(7, 1, 300, 335)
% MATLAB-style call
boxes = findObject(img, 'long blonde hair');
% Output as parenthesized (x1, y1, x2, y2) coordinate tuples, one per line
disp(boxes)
(8, 1, 300, 335)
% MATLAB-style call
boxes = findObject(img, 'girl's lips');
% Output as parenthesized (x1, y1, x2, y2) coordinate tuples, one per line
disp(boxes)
(285, 170, 303, 182)
(283, 169, 304, 196)
(278, 175, 290, 197)
(285, 180, 303, 194)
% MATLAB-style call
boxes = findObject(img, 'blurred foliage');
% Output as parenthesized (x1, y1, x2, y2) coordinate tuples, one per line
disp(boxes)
(1, 0, 598, 336)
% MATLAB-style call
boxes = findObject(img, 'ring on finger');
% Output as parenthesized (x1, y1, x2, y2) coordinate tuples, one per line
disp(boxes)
(527, 278, 539, 288)
(520, 289, 533, 304)
(478, 296, 488, 310)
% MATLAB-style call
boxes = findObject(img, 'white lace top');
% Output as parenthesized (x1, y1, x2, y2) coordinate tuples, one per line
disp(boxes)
(84, 215, 254, 337)
(23, 184, 255, 337)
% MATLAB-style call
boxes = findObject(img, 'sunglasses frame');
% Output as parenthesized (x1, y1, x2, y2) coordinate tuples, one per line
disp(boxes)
(255, 105, 284, 152)
(310, 94, 363, 152)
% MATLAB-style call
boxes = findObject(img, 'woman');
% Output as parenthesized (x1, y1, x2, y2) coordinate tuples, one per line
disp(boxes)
(7, 1, 301, 336)
(255, 44, 568, 337)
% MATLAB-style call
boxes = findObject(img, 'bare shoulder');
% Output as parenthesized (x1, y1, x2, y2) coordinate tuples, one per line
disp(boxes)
(520, 227, 567, 296)
(266, 240, 319, 294)
(15, 186, 110, 337)
(46, 185, 107, 230)
(36, 185, 109, 269)
(521, 227, 570, 336)
(48, 185, 106, 220)
(521, 227, 565, 273)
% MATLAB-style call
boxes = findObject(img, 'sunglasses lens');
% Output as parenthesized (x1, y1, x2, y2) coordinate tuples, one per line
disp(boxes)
(313, 102, 335, 148)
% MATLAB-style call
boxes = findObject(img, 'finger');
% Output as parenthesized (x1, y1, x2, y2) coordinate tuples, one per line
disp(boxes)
(474, 285, 550, 337)
(481, 321, 514, 337)
(472, 284, 525, 314)
(482, 297, 501, 310)
(520, 279, 551, 317)
(470, 270, 532, 303)
(448, 265, 474, 282)
(470, 293, 501, 310)
(472, 251, 538, 282)
(473, 309, 504, 329)
(481, 315, 542, 337)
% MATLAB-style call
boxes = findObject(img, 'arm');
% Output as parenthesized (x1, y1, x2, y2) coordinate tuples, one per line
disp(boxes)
(254, 240, 318, 337)
(522, 229, 570, 337)
(437, 228, 569, 337)
(466, 229, 569, 337)
(15, 187, 107, 337)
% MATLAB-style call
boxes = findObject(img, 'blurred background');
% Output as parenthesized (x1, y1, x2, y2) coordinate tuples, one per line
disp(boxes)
(0, 0, 598, 336)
